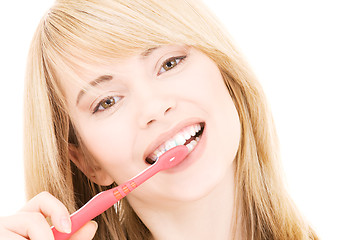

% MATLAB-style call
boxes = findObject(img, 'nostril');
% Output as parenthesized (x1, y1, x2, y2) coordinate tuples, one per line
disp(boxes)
(165, 107, 171, 114)
(146, 107, 171, 126)
(143, 106, 173, 127)
(147, 119, 155, 125)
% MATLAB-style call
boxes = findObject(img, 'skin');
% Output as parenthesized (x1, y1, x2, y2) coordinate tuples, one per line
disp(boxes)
(66, 45, 241, 239)
(0, 45, 241, 239)
(0, 192, 97, 239)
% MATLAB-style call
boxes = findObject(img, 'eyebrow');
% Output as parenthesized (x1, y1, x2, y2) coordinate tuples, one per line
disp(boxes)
(141, 47, 159, 57)
(76, 75, 113, 105)
(76, 47, 159, 106)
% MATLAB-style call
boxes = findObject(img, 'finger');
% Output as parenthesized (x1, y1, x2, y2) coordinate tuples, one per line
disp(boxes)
(0, 228, 27, 240)
(69, 221, 98, 240)
(0, 230, 27, 240)
(20, 191, 71, 234)
(0, 212, 54, 240)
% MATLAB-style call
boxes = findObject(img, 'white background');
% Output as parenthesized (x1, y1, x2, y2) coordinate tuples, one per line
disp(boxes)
(0, 0, 359, 239)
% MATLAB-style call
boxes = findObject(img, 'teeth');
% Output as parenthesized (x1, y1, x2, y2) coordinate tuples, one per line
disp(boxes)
(148, 153, 157, 161)
(186, 140, 198, 152)
(175, 134, 186, 145)
(183, 131, 191, 140)
(165, 140, 177, 151)
(147, 123, 203, 162)
(157, 151, 165, 159)
(190, 126, 196, 136)
(158, 145, 165, 153)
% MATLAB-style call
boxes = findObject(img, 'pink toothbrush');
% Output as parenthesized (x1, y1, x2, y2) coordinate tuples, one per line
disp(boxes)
(52, 145, 188, 240)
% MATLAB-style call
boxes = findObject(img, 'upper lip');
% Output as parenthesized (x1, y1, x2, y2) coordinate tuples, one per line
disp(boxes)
(143, 118, 204, 160)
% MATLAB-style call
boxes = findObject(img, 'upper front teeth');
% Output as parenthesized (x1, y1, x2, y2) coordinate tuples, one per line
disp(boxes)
(148, 123, 202, 162)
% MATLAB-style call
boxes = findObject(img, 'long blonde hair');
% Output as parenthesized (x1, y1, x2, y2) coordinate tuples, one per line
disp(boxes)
(24, 0, 318, 239)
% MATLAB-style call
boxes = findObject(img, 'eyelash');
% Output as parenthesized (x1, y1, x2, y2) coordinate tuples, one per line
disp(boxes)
(92, 55, 187, 114)
(92, 96, 121, 114)
(158, 55, 187, 75)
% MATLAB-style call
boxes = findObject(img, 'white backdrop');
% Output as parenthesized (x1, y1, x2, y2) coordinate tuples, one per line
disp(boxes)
(0, 1, 359, 239)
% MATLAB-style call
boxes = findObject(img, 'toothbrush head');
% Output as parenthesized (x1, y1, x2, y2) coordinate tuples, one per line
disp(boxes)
(154, 145, 188, 170)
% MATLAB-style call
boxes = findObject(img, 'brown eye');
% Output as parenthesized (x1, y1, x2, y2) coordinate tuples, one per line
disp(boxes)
(163, 58, 178, 71)
(100, 97, 115, 109)
(159, 56, 186, 74)
(93, 96, 121, 113)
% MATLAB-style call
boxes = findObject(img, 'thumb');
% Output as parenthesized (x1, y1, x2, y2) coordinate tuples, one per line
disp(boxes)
(69, 221, 98, 240)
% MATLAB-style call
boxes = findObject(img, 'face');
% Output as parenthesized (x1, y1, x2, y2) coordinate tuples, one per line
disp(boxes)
(61, 45, 241, 206)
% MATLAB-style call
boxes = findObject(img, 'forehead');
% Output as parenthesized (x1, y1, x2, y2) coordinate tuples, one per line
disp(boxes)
(59, 44, 188, 80)
(57, 45, 190, 103)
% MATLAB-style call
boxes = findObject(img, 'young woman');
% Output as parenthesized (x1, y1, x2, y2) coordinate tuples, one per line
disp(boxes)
(0, 0, 318, 239)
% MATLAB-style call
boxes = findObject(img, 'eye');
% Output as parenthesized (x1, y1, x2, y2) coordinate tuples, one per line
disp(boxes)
(159, 56, 186, 74)
(93, 96, 121, 113)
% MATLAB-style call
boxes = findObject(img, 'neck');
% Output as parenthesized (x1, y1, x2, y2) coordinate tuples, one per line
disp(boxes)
(130, 165, 237, 240)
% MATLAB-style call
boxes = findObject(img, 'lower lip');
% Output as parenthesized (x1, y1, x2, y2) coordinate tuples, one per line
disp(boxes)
(166, 125, 207, 173)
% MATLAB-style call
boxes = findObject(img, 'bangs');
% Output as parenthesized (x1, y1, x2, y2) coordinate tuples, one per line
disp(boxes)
(39, 0, 225, 93)
(41, 0, 216, 64)
(36, 0, 240, 108)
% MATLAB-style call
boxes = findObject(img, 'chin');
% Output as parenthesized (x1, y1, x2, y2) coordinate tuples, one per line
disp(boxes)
(160, 161, 235, 204)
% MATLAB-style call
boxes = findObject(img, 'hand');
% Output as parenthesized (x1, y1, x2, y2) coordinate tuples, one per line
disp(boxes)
(0, 191, 98, 239)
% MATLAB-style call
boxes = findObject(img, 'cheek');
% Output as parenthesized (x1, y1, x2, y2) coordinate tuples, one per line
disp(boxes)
(185, 56, 240, 129)
(179, 53, 234, 112)
(191, 59, 241, 161)
(75, 116, 136, 175)
(209, 77, 241, 164)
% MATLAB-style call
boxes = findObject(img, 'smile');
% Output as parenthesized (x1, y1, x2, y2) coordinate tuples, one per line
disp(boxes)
(146, 122, 205, 164)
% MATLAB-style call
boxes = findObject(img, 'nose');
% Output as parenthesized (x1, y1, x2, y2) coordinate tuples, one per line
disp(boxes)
(136, 90, 176, 128)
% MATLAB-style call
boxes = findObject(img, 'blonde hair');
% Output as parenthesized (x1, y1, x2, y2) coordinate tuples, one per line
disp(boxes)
(24, 0, 318, 239)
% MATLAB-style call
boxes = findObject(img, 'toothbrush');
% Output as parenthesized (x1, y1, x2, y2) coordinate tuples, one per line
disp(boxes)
(52, 145, 188, 240)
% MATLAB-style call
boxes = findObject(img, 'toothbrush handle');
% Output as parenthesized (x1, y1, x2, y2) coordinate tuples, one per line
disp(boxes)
(52, 188, 123, 240)
(52, 166, 157, 240)
(52, 146, 187, 239)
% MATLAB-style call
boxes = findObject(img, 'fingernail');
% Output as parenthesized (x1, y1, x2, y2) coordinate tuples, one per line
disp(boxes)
(90, 221, 98, 239)
(90, 220, 98, 230)
(60, 216, 72, 234)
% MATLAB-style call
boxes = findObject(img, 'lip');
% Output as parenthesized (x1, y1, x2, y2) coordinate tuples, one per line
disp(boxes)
(143, 118, 205, 162)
